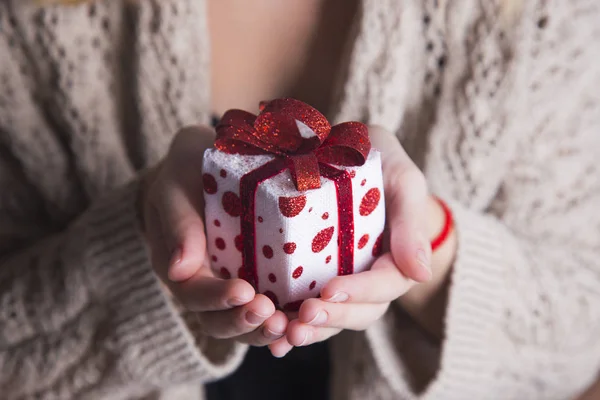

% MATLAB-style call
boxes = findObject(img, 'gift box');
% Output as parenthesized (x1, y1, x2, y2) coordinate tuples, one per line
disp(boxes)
(202, 98, 385, 311)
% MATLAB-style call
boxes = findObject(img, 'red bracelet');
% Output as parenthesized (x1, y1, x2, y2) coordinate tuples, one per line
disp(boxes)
(430, 197, 453, 252)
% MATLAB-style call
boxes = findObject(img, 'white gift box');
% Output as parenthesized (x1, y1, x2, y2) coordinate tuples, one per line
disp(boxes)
(202, 148, 385, 311)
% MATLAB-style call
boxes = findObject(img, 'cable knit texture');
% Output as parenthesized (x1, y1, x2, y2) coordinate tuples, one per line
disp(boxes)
(0, 0, 599, 399)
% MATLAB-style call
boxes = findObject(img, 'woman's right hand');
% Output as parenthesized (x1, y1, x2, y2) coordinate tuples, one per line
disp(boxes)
(139, 125, 289, 348)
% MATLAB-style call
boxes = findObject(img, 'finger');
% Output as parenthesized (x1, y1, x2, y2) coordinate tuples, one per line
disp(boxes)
(269, 336, 294, 358)
(286, 319, 342, 347)
(151, 177, 207, 282)
(369, 125, 431, 282)
(171, 270, 255, 312)
(320, 253, 416, 303)
(296, 298, 389, 331)
(236, 310, 288, 346)
(199, 294, 276, 339)
(153, 125, 216, 282)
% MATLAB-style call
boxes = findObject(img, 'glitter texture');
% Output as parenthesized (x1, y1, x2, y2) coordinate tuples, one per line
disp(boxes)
(326, 255, 332, 264)
(361, 179, 367, 186)
(292, 266, 304, 279)
(278, 195, 307, 218)
(372, 233, 384, 257)
(203, 173, 218, 194)
(359, 188, 381, 216)
(349, 170, 356, 178)
(322, 212, 329, 220)
(312, 226, 335, 253)
(222, 191, 242, 217)
(283, 242, 297, 254)
(358, 234, 370, 249)
(309, 281, 317, 290)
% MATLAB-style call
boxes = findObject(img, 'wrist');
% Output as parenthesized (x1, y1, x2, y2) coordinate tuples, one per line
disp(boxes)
(397, 195, 457, 339)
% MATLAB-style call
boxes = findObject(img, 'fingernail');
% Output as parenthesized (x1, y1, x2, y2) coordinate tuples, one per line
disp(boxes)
(416, 248, 432, 279)
(169, 247, 182, 266)
(263, 327, 284, 340)
(307, 310, 328, 326)
(299, 330, 312, 346)
(324, 292, 349, 303)
(167, 247, 184, 281)
(245, 311, 267, 325)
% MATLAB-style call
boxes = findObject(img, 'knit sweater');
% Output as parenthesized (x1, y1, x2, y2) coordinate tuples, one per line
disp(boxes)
(1, 0, 599, 399)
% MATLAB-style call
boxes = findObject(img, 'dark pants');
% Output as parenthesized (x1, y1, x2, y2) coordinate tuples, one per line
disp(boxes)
(205, 342, 330, 400)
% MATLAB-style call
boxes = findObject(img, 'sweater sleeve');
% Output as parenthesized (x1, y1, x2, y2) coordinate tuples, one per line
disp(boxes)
(363, 2, 600, 399)
(0, 174, 247, 399)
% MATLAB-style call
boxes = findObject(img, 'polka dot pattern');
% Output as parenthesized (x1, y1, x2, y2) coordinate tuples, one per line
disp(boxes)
(203, 173, 217, 194)
(359, 188, 381, 216)
(222, 191, 242, 217)
(358, 234, 370, 249)
(278, 195, 306, 217)
(312, 226, 335, 253)
(283, 242, 297, 254)
(203, 147, 384, 311)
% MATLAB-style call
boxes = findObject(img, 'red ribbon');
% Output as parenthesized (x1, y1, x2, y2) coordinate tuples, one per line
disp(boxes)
(215, 99, 369, 309)
(215, 98, 371, 191)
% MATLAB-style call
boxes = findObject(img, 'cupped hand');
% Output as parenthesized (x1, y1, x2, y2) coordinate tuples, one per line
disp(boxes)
(139, 125, 288, 347)
(272, 125, 432, 356)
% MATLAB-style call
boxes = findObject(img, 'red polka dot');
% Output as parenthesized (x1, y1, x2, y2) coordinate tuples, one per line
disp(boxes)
(215, 237, 226, 250)
(203, 173, 218, 194)
(359, 188, 381, 216)
(212, 255, 218, 262)
(309, 207, 313, 213)
(222, 191, 242, 217)
(309, 280, 317, 290)
(358, 234, 370, 249)
(237, 266, 248, 280)
(325, 255, 332, 264)
(219, 267, 231, 279)
(312, 226, 335, 253)
(279, 228, 284, 233)
(361, 179, 367, 186)
(214, 219, 221, 227)
(263, 245, 274, 259)
(372, 233, 384, 257)
(278, 195, 307, 217)
(268, 273, 277, 283)
(263, 290, 279, 306)
(292, 266, 303, 279)
(283, 300, 303, 312)
(349, 170, 356, 178)
(258, 216, 264, 223)
(322, 212, 329, 220)
(220, 169, 227, 178)
(283, 242, 296, 254)
(234, 235, 243, 252)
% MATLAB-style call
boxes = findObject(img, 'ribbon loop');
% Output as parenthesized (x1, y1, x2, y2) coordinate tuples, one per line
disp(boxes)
(215, 98, 371, 191)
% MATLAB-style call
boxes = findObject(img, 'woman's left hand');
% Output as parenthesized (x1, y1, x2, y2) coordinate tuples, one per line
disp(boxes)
(270, 126, 452, 357)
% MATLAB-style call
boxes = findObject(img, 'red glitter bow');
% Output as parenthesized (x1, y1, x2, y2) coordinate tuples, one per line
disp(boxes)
(215, 98, 371, 191)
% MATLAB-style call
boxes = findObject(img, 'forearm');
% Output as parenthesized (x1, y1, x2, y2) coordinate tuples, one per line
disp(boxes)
(0, 181, 207, 397)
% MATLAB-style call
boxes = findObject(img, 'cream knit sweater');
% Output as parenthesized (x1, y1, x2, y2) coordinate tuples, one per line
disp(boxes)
(1, 0, 599, 399)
